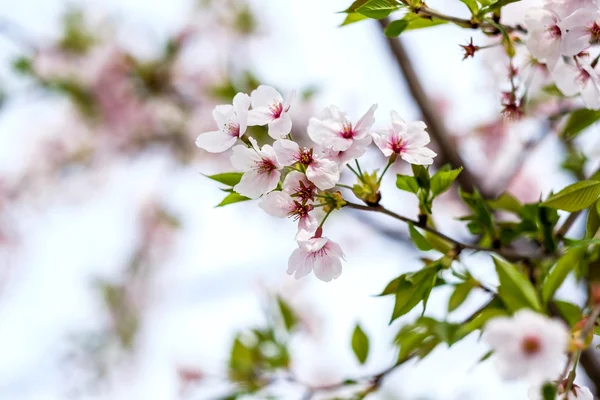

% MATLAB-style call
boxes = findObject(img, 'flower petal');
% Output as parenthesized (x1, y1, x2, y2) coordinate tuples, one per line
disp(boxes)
(401, 146, 437, 165)
(287, 247, 313, 279)
(353, 104, 378, 138)
(273, 139, 300, 166)
(233, 92, 251, 134)
(233, 169, 280, 199)
(267, 113, 292, 138)
(259, 191, 294, 217)
(251, 85, 283, 109)
(306, 157, 340, 190)
(230, 144, 261, 171)
(195, 130, 237, 153)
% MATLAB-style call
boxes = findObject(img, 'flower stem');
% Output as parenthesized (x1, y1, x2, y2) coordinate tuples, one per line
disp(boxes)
(347, 164, 366, 183)
(377, 157, 395, 184)
(336, 183, 354, 190)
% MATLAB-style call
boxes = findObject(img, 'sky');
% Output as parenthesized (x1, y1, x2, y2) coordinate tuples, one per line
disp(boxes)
(0, 0, 592, 399)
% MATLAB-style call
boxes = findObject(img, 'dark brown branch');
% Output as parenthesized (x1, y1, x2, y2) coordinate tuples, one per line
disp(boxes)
(376, 17, 493, 198)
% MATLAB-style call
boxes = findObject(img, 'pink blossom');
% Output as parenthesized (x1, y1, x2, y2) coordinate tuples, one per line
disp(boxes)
(288, 237, 344, 282)
(259, 191, 317, 233)
(230, 137, 282, 199)
(525, 7, 564, 70)
(560, 8, 600, 56)
(248, 85, 294, 139)
(282, 171, 317, 203)
(195, 93, 251, 153)
(553, 60, 600, 109)
(307, 104, 377, 152)
(371, 111, 436, 165)
(274, 139, 340, 190)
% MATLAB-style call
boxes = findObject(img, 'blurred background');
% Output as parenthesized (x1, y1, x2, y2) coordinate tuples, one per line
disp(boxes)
(0, 0, 597, 399)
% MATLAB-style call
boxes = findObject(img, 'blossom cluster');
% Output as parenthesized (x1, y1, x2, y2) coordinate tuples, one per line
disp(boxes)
(196, 85, 437, 282)
(525, 0, 600, 109)
(483, 310, 592, 400)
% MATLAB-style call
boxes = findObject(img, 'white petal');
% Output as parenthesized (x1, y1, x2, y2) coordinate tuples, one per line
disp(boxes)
(297, 213, 318, 236)
(287, 247, 313, 279)
(283, 171, 309, 194)
(580, 66, 600, 110)
(273, 139, 300, 166)
(259, 191, 294, 217)
(195, 130, 237, 153)
(371, 132, 394, 157)
(233, 92, 251, 134)
(257, 144, 282, 169)
(267, 112, 292, 138)
(561, 26, 591, 56)
(251, 85, 283, 109)
(233, 169, 280, 199)
(404, 124, 431, 148)
(401, 146, 437, 165)
(247, 109, 273, 126)
(353, 104, 378, 138)
(306, 157, 340, 190)
(313, 254, 342, 282)
(317, 105, 347, 121)
(307, 118, 351, 151)
(230, 144, 261, 171)
(283, 89, 295, 111)
(212, 104, 235, 128)
(552, 61, 581, 97)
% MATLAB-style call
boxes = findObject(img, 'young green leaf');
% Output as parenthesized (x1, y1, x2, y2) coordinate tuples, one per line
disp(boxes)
(543, 180, 600, 212)
(552, 300, 583, 328)
(341, 12, 368, 26)
(587, 199, 600, 238)
(217, 192, 250, 207)
(205, 172, 244, 187)
(431, 167, 463, 198)
(409, 224, 433, 251)
(487, 192, 522, 214)
(276, 296, 298, 332)
(396, 174, 419, 193)
(390, 266, 438, 322)
(424, 231, 453, 254)
(493, 257, 542, 311)
(460, 0, 479, 14)
(560, 108, 600, 139)
(355, 0, 400, 19)
(542, 247, 585, 303)
(412, 164, 430, 190)
(384, 19, 408, 36)
(351, 323, 370, 364)
(448, 281, 473, 312)
(541, 382, 557, 400)
(401, 13, 447, 31)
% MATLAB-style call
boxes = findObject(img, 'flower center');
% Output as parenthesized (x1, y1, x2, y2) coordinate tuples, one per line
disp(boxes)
(576, 68, 591, 86)
(289, 201, 313, 222)
(254, 158, 276, 174)
(547, 24, 561, 39)
(521, 335, 541, 356)
(292, 180, 316, 202)
(297, 148, 314, 166)
(340, 122, 354, 139)
(589, 22, 600, 42)
(390, 136, 405, 154)
(225, 121, 240, 137)
(269, 102, 284, 119)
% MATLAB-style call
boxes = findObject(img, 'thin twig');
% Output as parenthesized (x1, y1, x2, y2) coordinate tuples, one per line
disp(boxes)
(344, 202, 530, 261)
(376, 17, 493, 198)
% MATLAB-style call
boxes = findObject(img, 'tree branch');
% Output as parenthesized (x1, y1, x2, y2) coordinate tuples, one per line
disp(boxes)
(376, 17, 493, 198)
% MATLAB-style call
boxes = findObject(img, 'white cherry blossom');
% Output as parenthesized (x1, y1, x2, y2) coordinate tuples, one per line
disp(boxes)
(259, 191, 317, 233)
(307, 104, 377, 152)
(283, 171, 317, 203)
(248, 85, 294, 139)
(553, 60, 600, 109)
(274, 139, 340, 190)
(560, 8, 600, 56)
(371, 111, 436, 165)
(230, 137, 282, 199)
(195, 92, 251, 153)
(525, 7, 564, 70)
(319, 136, 372, 166)
(482, 309, 569, 383)
(288, 236, 344, 282)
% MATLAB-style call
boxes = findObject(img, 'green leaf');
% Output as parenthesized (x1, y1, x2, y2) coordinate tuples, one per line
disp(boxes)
(587, 199, 600, 238)
(351, 323, 370, 364)
(431, 167, 463, 198)
(396, 174, 420, 193)
(552, 300, 583, 328)
(390, 266, 439, 322)
(401, 13, 447, 31)
(460, 0, 479, 14)
(229, 336, 254, 381)
(409, 224, 433, 251)
(341, 12, 368, 25)
(560, 108, 600, 139)
(456, 308, 508, 338)
(448, 281, 473, 312)
(494, 257, 541, 311)
(542, 247, 585, 303)
(205, 172, 244, 187)
(487, 192, 522, 214)
(276, 296, 298, 332)
(384, 19, 409, 36)
(543, 180, 600, 212)
(356, 0, 400, 19)
(541, 382, 557, 400)
(342, 0, 370, 12)
(412, 164, 430, 191)
(424, 231, 453, 254)
(217, 192, 251, 207)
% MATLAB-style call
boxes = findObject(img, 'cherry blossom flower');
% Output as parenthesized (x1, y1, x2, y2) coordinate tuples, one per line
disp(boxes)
(528, 383, 593, 400)
(560, 8, 600, 56)
(318, 136, 372, 167)
(230, 137, 282, 199)
(259, 191, 317, 232)
(307, 104, 377, 152)
(525, 7, 564, 70)
(196, 93, 251, 153)
(546, 0, 599, 19)
(248, 85, 294, 139)
(371, 111, 436, 165)
(553, 60, 600, 109)
(287, 236, 344, 282)
(482, 309, 569, 383)
(283, 171, 317, 203)
(274, 139, 340, 190)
